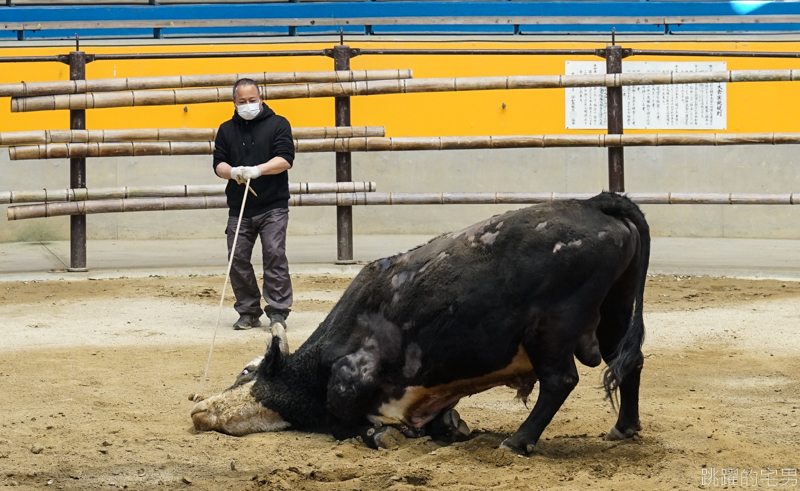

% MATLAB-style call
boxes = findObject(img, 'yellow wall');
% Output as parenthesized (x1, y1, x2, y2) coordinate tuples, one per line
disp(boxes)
(2, 40, 800, 136)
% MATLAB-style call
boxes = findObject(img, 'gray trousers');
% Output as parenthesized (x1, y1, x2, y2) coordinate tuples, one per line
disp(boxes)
(226, 208, 292, 318)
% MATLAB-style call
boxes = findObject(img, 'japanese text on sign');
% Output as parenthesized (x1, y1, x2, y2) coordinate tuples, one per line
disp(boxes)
(565, 61, 727, 130)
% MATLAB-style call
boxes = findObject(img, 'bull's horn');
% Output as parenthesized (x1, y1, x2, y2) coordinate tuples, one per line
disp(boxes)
(264, 332, 274, 351)
(271, 324, 290, 355)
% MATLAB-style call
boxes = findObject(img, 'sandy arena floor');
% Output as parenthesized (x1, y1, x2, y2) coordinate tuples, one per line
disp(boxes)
(0, 273, 798, 490)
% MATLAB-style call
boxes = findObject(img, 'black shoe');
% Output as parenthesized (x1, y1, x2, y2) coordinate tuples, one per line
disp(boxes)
(233, 314, 262, 330)
(268, 312, 287, 330)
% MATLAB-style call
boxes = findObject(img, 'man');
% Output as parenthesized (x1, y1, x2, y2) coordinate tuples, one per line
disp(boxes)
(213, 78, 294, 330)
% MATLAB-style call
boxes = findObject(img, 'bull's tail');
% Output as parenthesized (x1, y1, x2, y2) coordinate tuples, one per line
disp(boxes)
(588, 193, 650, 407)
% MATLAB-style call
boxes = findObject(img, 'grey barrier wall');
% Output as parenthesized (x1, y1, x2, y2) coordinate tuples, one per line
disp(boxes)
(1, 144, 799, 242)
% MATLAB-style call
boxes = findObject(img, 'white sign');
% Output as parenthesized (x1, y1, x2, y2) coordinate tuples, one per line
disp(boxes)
(565, 61, 727, 130)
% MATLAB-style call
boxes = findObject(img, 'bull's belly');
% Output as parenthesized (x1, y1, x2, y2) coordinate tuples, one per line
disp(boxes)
(368, 346, 536, 428)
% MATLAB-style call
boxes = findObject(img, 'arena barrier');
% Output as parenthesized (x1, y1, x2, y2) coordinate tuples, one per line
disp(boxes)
(0, 126, 385, 146)
(0, 182, 378, 205)
(10, 70, 800, 112)
(3, 43, 800, 268)
(0, 70, 413, 98)
(9, 133, 800, 160)
(7, 192, 800, 221)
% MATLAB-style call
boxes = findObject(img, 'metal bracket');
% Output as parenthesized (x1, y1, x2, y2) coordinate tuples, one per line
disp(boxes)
(57, 54, 95, 65)
(595, 48, 633, 60)
(323, 48, 361, 59)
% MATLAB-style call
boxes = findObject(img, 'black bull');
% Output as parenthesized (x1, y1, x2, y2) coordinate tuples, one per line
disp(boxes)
(192, 192, 650, 455)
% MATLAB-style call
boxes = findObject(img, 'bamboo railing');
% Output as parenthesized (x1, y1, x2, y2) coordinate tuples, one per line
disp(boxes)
(0, 182, 377, 205)
(10, 70, 797, 112)
(7, 192, 799, 220)
(0, 70, 413, 98)
(10, 133, 800, 160)
(0, 126, 385, 146)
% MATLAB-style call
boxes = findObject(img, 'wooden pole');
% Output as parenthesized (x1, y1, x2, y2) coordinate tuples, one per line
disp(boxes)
(68, 50, 87, 272)
(11, 133, 800, 160)
(0, 182, 378, 204)
(605, 44, 625, 192)
(334, 44, 355, 264)
(12, 69, 798, 112)
(9, 192, 799, 221)
(0, 70, 413, 98)
(0, 126, 385, 146)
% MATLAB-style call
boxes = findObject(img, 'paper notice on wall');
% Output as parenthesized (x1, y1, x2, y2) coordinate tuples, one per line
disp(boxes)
(565, 61, 727, 130)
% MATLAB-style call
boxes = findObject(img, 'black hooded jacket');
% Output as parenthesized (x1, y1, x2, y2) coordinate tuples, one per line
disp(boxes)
(213, 102, 295, 217)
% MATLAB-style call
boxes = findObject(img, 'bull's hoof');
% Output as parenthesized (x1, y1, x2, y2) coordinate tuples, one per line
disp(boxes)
(455, 419, 471, 440)
(604, 425, 638, 441)
(499, 439, 535, 456)
(428, 409, 472, 442)
(367, 426, 406, 450)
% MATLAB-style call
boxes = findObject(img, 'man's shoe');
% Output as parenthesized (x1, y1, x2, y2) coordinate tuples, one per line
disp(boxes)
(268, 312, 287, 330)
(233, 314, 262, 330)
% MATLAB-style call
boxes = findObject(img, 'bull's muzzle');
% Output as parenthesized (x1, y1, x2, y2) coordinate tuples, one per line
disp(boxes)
(189, 383, 290, 436)
(190, 399, 218, 432)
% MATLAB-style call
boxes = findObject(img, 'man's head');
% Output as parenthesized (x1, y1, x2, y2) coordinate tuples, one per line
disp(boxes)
(232, 78, 262, 121)
(233, 78, 260, 104)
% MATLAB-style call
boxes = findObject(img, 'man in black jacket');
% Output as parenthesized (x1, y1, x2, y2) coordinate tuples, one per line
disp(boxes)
(213, 78, 294, 330)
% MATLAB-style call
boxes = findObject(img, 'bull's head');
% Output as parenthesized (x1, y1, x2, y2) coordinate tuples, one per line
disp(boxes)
(191, 325, 291, 436)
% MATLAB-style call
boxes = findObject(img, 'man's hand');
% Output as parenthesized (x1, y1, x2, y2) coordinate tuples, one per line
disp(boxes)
(241, 166, 262, 181)
(229, 167, 245, 184)
(229, 166, 261, 185)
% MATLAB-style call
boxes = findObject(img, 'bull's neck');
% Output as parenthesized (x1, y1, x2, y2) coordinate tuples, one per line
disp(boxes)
(274, 345, 329, 428)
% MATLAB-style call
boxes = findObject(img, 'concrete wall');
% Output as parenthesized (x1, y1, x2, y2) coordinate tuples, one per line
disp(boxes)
(2, 145, 799, 242)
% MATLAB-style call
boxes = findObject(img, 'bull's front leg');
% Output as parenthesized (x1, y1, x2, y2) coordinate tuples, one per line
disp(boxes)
(329, 421, 410, 450)
(366, 424, 407, 449)
(426, 408, 471, 442)
(364, 408, 472, 449)
(500, 352, 578, 455)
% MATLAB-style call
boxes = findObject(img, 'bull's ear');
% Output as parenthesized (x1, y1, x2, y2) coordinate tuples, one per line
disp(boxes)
(259, 334, 283, 378)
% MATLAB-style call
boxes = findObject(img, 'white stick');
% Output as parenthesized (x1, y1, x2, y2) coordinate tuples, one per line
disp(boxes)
(196, 178, 252, 401)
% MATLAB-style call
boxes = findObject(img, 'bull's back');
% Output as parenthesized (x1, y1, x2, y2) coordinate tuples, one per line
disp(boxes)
(301, 199, 639, 422)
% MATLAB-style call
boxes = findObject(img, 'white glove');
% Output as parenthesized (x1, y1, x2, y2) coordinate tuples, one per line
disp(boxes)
(229, 166, 261, 185)
(229, 166, 246, 185)
(241, 166, 262, 181)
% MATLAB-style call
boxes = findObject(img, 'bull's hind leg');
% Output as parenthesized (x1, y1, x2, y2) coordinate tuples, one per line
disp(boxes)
(604, 361, 642, 441)
(500, 348, 579, 455)
(597, 272, 643, 441)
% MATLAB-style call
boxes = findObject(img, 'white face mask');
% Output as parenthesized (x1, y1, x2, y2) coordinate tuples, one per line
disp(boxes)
(236, 102, 261, 121)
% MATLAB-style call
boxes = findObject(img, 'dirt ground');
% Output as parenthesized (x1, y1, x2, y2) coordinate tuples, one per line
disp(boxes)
(1, 273, 799, 490)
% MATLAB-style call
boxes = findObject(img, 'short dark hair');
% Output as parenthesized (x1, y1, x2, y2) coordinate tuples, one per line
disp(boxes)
(232, 78, 259, 100)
